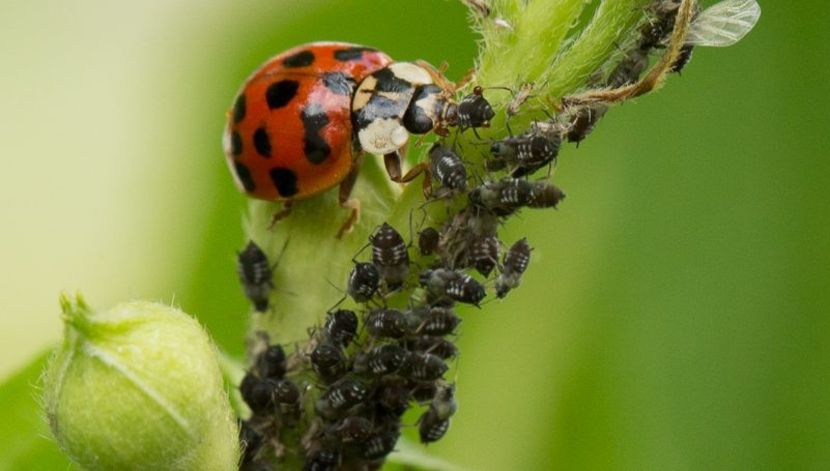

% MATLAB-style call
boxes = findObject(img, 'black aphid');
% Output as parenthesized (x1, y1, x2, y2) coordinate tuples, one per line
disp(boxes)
(237, 241, 273, 312)
(496, 238, 532, 298)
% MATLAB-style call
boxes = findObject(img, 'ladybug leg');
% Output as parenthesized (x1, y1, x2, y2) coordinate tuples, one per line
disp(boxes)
(414, 60, 456, 93)
(400, 163, 432, 198)
(336, 156, 364, 239)
(454, 67, 476, 91)
(384, 151, 431, 198)
(268, 201, 294, 230)
(383, 152, 403, 182)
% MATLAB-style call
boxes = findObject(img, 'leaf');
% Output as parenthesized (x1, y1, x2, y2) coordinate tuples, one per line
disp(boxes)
(385, 437, 467, 471)
(0, 350, 77, 471)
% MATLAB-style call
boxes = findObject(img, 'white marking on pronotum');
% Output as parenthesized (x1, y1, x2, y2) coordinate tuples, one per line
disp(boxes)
(388, 62, 433, 85)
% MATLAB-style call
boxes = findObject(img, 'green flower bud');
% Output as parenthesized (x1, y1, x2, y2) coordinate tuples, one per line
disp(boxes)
(43, 294, 239, 471)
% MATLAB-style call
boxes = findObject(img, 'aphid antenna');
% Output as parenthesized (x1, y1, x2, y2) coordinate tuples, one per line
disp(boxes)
(324, 293, 348, 314)
(351, 240, 373, 261)
(408, 205, 431, 247)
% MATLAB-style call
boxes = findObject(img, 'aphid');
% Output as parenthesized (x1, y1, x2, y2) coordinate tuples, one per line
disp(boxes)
(365, 308, 409, 339)
(410, 382, 439, 403)
(495, 238, 532, 298)
(489, 122, 562, 177)
(239, 420, 263, 465)
(607, 51, 650, 88)
(401, 352, 449, 381)
(310, 341, 346, 382)
(273, 379, 302, 421)
(402, 336, 459, 360)
(303, 447, 340, 471)
(353, 344, 409, 376)
(370, 223, 409, 289)
(255, 344, 286, 380)
(418, 407, 450, 444)
(468, 236, 500, 277)
(239, 374, 275, 414)
(562, 0, 760, 107)
(505, 82, 535, 117)
(674, 0, 761, 73)
(419, 268, 486, 306)
(418, 227, 440, 256)
(670, 44, 695, 73)
(566, 104, 608, 145)
(418, 382, 457, 444)
(429, 144, 468, 192)
(456, 86, 495, 130)
(316, 378, 369, 418)
(323, 309, 358, 347)
(346, 261, 380, 303)
(237, 241, 273, 312)
(469, 178, 565, 216)
(409, 306, 461, 336)
(223, 42, 393, 237)
(376, 378, 411, 415)
(361, 426, 400, 460)
(333, 416, 374, 443)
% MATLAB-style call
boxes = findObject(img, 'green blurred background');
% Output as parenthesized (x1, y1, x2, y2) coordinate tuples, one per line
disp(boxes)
(1, 0, 828, 469)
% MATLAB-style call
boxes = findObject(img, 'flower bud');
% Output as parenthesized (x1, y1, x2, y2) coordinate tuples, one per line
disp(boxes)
(43, 294, 239, 470)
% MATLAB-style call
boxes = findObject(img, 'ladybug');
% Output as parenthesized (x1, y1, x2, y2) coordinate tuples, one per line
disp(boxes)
(223, 42, 392, 236)
(224, 43, 494, 236)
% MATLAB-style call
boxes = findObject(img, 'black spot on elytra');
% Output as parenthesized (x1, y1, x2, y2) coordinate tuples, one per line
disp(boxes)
(373, 67, 414, 93)
(282, 50, 315, 68)
(334, 47, 377, 62)
(233, 94, 246, 123)
(234, 162, 256, 192)
(266, 80, 299, 109)
(323, 72, 355, 96)
(270, 167, 298, 197)
(301, 104, 331, 164)
(230, 130, 243, 156)
(253, 127, 272, 158)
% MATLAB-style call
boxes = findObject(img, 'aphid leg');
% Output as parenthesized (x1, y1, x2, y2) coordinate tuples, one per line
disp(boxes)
(268, 201, 294, 230)
(336, 156, 364, 239)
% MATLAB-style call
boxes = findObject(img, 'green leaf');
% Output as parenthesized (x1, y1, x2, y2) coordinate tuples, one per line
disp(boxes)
(0, 350, 77, 471)
(385, 437, 467, 471)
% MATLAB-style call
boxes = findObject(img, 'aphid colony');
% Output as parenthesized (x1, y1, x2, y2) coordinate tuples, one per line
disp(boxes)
(230, 1, 761, 468)
(235, 210, 544, 469)
(235, 135, 555, 469)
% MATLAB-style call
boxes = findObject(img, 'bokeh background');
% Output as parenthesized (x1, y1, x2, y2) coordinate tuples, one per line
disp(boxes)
(1, 0, 828, 469)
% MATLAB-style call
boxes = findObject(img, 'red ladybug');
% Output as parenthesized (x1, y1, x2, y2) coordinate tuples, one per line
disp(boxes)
(224, 42, 493, 236)
(223, 42, 392, 235)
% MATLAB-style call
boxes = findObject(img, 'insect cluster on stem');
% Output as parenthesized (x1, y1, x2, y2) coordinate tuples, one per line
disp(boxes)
(229, 1, 760, 468)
